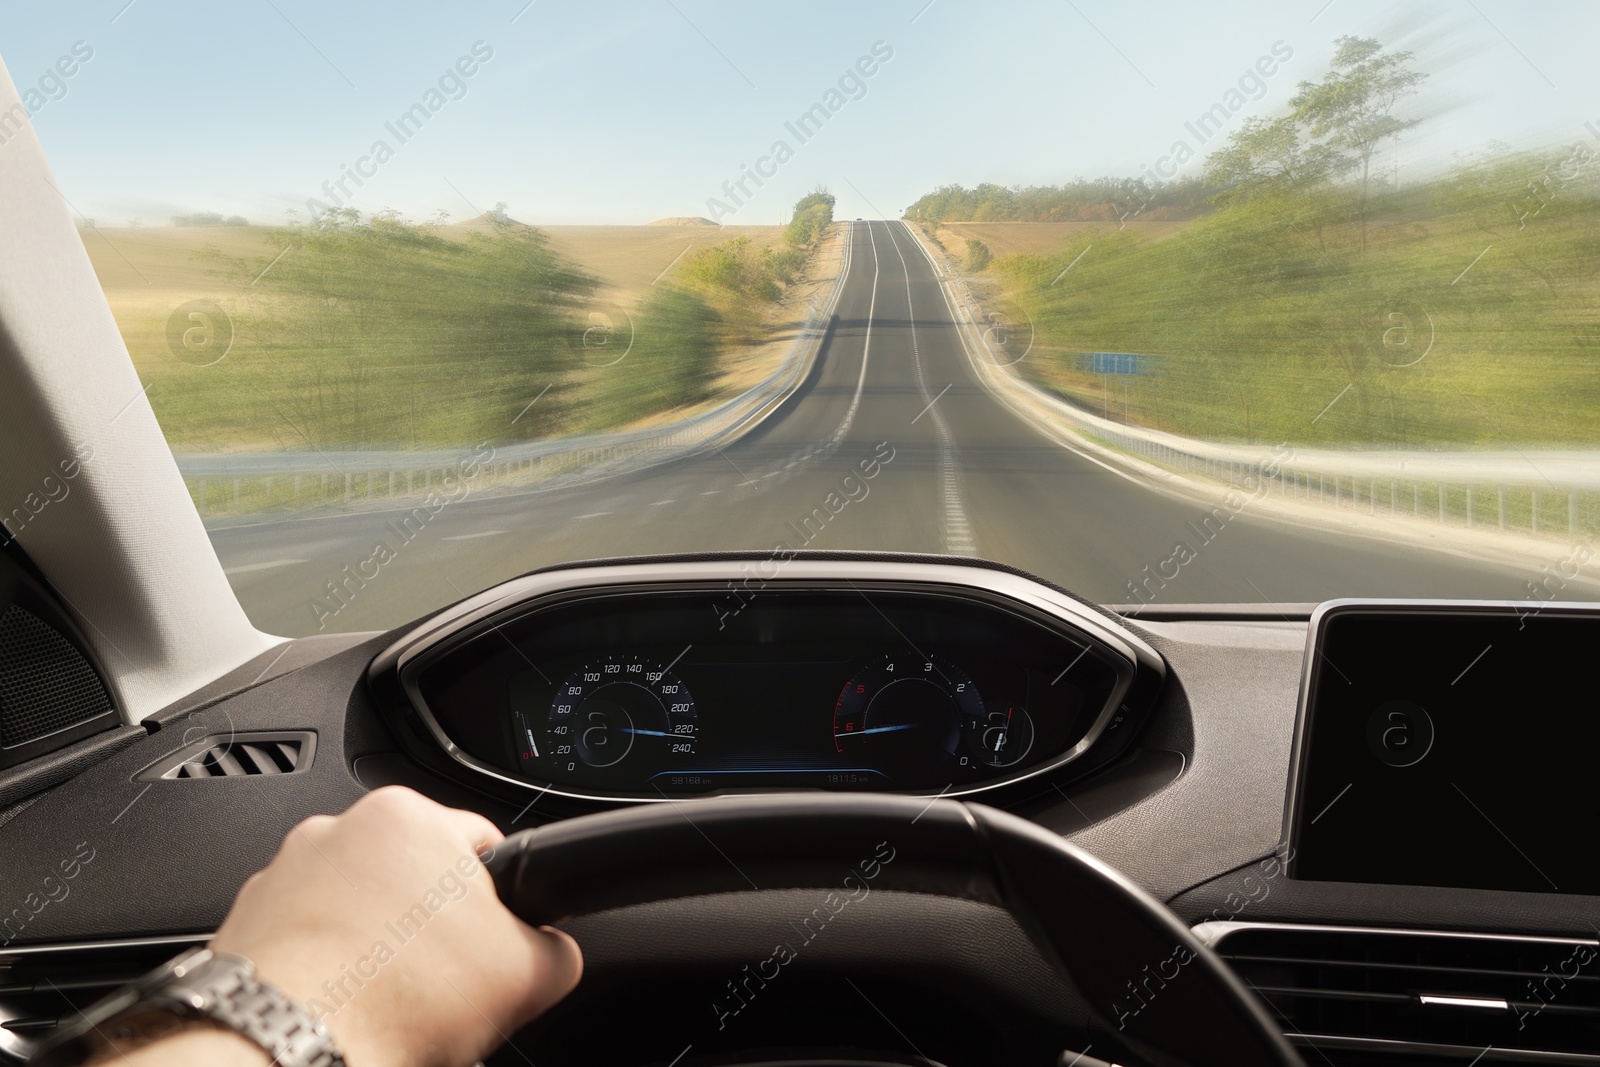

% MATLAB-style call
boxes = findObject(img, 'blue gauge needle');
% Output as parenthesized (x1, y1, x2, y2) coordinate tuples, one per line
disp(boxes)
(834, 723, 917, 738)
(619, 727, 674, 737)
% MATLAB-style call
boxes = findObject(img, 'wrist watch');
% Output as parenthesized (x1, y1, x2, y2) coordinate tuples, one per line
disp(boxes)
(27, 946, 346, 1067)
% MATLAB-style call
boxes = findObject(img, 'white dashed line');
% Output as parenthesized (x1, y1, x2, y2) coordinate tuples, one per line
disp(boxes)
(883, 223, 977, 556)
(573, 511, 612, 519)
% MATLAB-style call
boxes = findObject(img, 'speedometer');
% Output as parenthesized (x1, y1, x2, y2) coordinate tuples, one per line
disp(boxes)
(543, 655, 698, 774)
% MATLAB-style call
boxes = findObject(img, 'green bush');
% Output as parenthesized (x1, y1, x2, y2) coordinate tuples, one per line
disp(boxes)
(764, 246, 807, 284)
(965, 238, 992, 272)
(188, 209, 599, 449)
(582, 286, 721, 427)
(681, 237, 781, 302)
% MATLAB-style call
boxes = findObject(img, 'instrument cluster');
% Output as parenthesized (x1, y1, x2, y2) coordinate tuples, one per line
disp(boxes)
(396, 576, 1155, 802)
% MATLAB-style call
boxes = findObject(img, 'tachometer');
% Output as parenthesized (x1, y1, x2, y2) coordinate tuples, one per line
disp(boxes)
(833, 653, 983, 774)
(545, 655, 698, 773)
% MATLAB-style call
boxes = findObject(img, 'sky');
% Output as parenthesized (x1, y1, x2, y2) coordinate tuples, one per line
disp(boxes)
(3, 0, 1598, 225)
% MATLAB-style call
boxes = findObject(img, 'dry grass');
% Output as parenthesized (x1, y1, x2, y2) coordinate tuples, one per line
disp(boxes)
(81, 221, 793, 377)
(78, 220, 836, 450)
(435, 214, 786, 305)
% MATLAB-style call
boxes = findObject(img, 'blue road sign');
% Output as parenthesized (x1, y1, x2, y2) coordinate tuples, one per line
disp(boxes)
(1091, 352, 1143, 376)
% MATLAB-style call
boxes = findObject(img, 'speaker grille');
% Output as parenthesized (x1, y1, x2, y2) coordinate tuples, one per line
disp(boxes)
(0, 605, 113, 747)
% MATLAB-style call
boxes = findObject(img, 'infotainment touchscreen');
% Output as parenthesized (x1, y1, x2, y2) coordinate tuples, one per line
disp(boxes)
(1287, 602, 1600, 895)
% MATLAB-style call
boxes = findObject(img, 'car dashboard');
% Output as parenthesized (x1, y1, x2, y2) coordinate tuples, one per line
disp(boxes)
(1, 554, 1597, 1067)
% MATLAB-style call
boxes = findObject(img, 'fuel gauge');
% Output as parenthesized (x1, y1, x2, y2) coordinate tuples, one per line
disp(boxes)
(968, 703, 1034, 768)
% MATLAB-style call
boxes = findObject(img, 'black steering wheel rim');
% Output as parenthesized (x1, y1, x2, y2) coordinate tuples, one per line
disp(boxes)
(486, 794, 1301, 1067)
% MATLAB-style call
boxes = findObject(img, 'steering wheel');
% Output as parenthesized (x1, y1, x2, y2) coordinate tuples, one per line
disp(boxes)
(485, 794, 1301, 1067)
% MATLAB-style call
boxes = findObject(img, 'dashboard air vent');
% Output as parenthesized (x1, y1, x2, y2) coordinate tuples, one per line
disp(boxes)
(0, 936, 205, 1063)
(135, 731, 316, 781)
(1201, 922, 1600, 1064)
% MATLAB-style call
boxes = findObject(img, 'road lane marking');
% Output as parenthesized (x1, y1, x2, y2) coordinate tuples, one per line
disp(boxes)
(573, 511, 612, 519)
(901, 218, 1163, 495)
(223, 558, 307, 575)
(884, 222, 977, 556)
(441, 530, 508, 541)
(821, 219, 881, 451)
(649, 499, 676, 505)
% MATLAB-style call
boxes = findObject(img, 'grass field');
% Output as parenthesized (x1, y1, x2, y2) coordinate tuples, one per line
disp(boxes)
(935, 171, 1600, 449)
(928, 219, 1188, 260)
(79, 219, 811, 453)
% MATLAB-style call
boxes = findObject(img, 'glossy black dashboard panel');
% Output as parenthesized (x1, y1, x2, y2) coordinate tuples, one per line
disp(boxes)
(371, 561, 1164, 804)
(1286, 600, 1600, 895)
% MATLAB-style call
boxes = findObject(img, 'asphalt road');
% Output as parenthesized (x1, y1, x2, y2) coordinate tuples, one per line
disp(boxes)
(213, 221, 1538, 638)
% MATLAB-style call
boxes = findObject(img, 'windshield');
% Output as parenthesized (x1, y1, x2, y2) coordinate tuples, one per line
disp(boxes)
(7, 2, 1598, 634)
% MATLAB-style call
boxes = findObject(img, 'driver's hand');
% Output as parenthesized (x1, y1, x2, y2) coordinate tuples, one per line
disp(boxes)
(210, 786, 582, 1067)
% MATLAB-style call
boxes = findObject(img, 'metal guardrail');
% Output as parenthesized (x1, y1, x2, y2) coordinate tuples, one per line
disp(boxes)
(908, 223, 1599, 542)
(177, 226, 855, 519)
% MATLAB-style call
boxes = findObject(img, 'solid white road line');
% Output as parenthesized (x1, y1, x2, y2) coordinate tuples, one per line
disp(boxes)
(899, 218, 1159, 494)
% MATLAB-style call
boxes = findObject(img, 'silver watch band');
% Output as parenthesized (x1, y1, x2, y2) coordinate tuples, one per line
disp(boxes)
(156, 950, 346, 1067)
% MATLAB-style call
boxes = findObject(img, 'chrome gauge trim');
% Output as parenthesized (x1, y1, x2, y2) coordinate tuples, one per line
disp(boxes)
(1280, 598, 1600, 877)
(0, 933, 210, 959)
(370, 559, 1164, 804)
(1193, 919, 1600, 949)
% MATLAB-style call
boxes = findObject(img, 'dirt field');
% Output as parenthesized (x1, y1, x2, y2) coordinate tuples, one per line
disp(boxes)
(532, 224, 786, 305)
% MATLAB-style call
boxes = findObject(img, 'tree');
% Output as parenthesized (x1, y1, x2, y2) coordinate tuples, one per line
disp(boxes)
(791, 187, 835, 214)
(1290, 36, 1428, 251)
(1203, 116, 1350, 204)
(784, 188, 834, 248)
